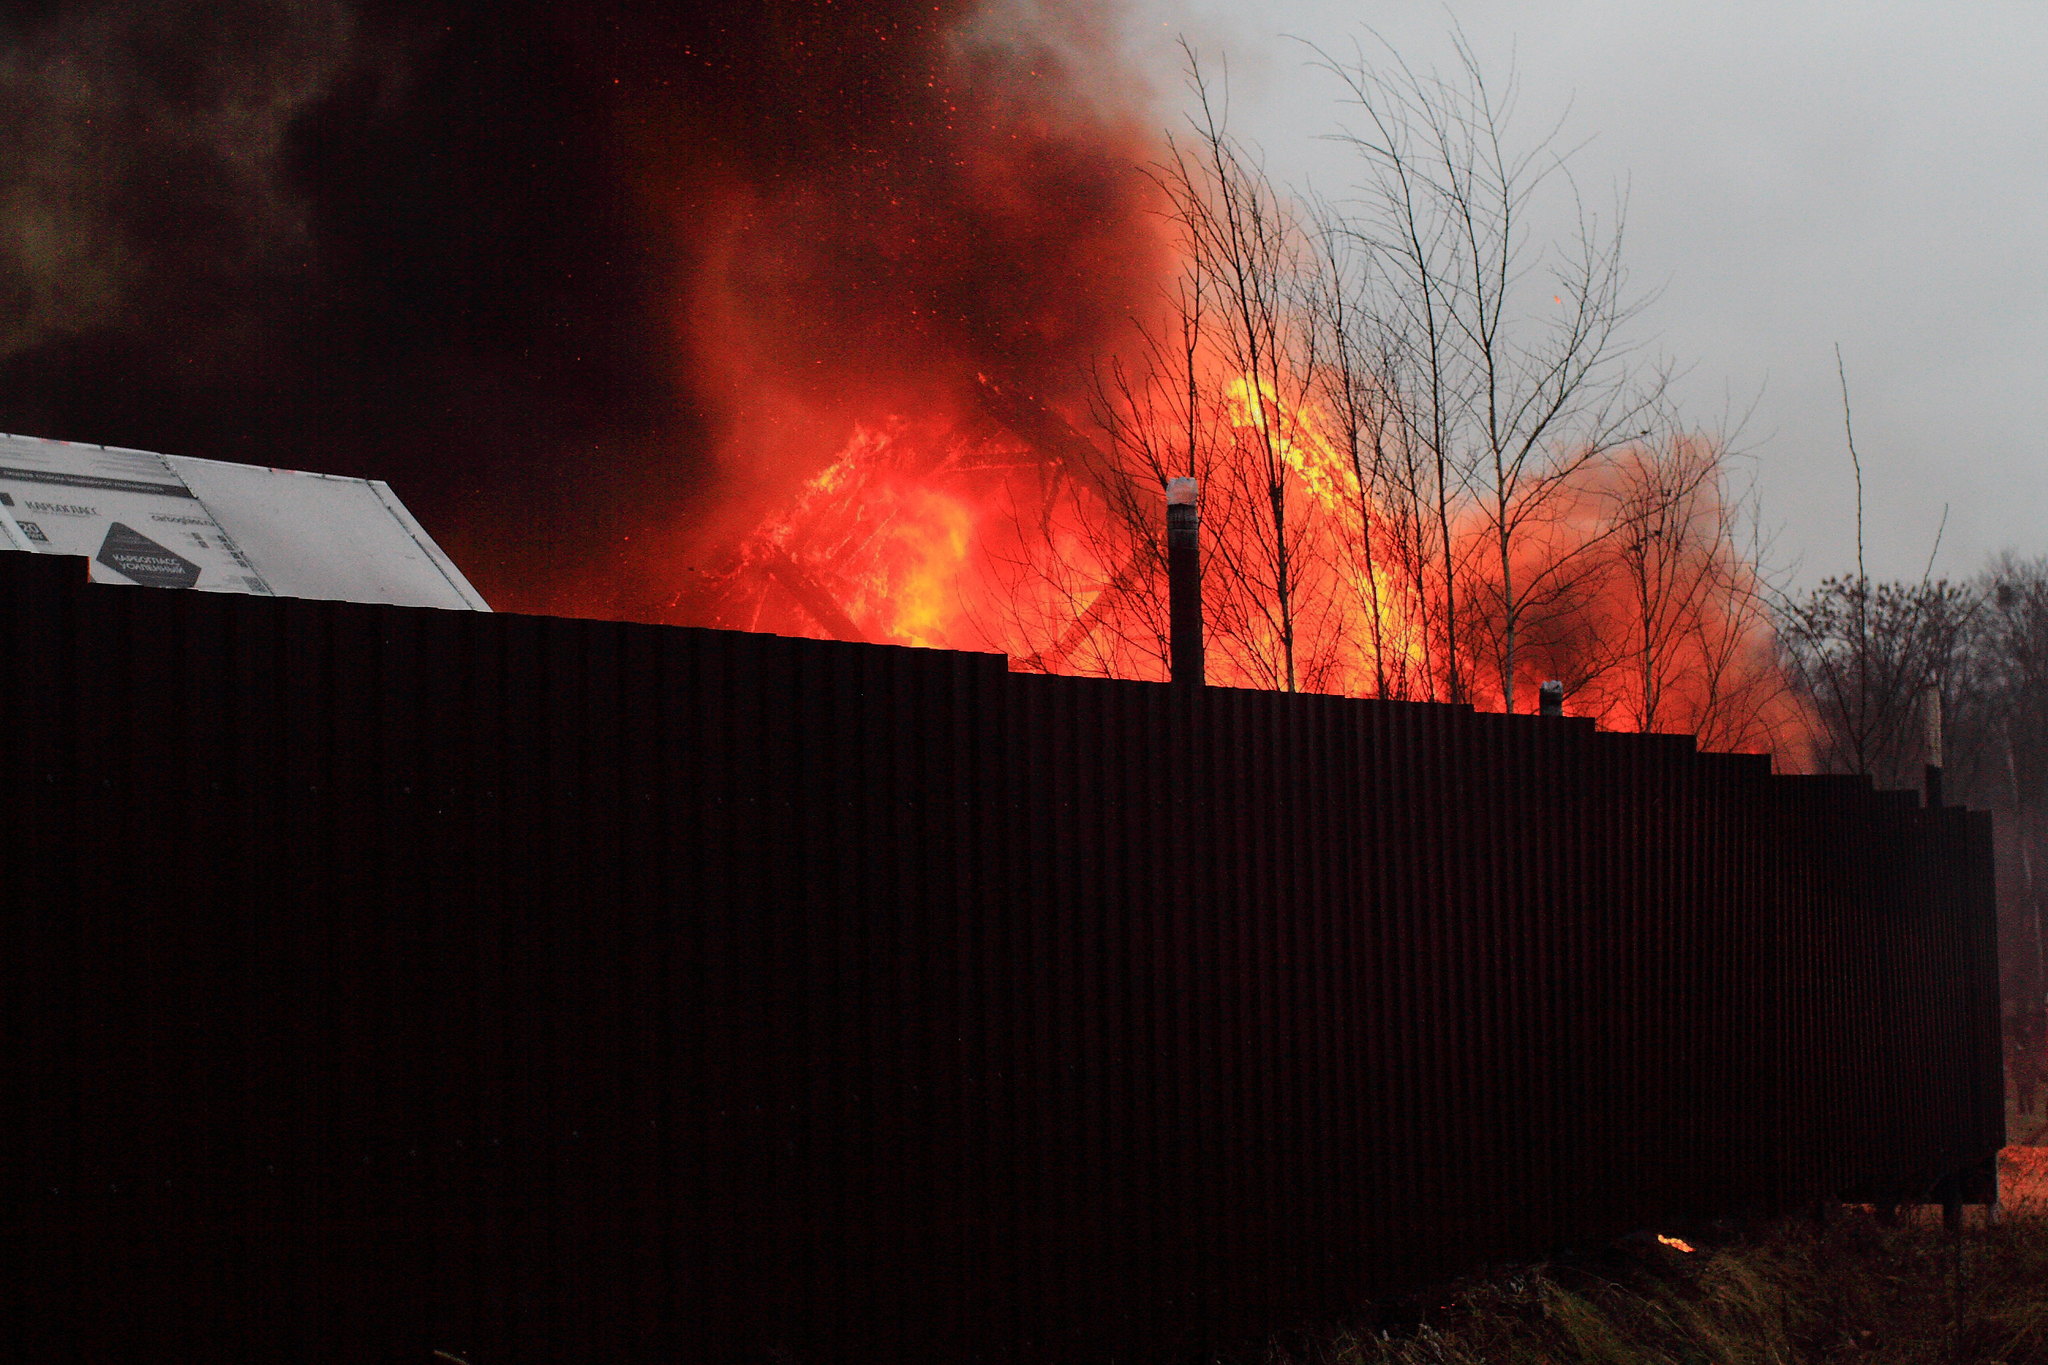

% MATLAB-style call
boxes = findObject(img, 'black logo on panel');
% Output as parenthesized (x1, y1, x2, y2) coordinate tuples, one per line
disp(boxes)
(97, 522, 200, 588)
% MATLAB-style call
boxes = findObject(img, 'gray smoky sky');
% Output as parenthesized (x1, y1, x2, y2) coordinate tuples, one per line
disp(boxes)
(1125, 0, 2048, 589)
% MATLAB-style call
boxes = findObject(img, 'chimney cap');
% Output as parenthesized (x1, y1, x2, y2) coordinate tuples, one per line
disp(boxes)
(1166, 477, 1198, 506)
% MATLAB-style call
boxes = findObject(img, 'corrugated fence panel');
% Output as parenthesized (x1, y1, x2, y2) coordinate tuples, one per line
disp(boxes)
(1, 553, 2003, 1364)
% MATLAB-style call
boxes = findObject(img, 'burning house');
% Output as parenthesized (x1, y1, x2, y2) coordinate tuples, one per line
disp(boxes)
(0, 4, 2010, 1362)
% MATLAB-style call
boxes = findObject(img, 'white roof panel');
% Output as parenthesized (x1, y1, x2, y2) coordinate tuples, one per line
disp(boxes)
(0, 433, 488, 610)
(164, 454, 489, 610)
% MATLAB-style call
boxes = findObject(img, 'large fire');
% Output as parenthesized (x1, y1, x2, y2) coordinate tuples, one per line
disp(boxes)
(632, 2, 1802, 759)
(695, 360, 1795, 751)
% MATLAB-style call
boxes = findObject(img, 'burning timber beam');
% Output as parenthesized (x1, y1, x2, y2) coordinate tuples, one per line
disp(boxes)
(1015, 549, 1148, 674)
(762, 549, 867, 643)
(973, 374, 1126, 507)
(979, 374, 1184, 677)
(741, 378, 1131, 651)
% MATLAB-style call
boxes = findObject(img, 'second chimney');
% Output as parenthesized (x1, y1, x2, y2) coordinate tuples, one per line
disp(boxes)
(1167, 477, 1203, 686)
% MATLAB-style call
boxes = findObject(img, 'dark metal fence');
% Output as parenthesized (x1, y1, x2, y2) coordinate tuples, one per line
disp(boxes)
(2, 552, 2002, 1363)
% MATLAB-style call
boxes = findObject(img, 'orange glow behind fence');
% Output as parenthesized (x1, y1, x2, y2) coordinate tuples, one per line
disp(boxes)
(698, 367, 1802, 758)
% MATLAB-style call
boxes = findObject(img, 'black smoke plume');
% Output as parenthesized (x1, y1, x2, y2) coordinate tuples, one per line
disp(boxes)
(0, 1, 1163, 616)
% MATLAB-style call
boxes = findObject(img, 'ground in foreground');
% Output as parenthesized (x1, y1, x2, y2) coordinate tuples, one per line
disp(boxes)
(1243, 1149, 2048, 1365)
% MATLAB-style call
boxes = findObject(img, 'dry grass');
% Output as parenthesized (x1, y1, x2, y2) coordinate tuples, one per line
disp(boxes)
(1241, 1150, 2048, 1365)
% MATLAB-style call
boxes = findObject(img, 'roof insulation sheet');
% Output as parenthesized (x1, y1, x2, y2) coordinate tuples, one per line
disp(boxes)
(0, 432, 488, 610)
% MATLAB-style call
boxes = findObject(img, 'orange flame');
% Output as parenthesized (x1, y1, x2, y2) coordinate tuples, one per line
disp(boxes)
(700, 372, 1801, 763)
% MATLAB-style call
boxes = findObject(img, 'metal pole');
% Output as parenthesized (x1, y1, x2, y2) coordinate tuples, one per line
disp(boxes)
(1167, 478, 1203, 686)
(1924, 681, 1944, 808)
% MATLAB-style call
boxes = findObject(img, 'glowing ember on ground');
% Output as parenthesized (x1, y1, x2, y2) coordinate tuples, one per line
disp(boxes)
(2002, 1146, 2048, 1210)
(1656, 1234, 1695, 1253)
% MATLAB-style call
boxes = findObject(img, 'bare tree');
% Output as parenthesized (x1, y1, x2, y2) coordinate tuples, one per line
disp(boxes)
(1584, 432, 1795, 749)
(1301, 195, 1452, 701)
(1779, 575, 1978, 786)
(1309, 28, 1666, 711)
(999, 49, 1350, 693)
(1778, 351, 1979, 784)
(1155, 51, 1336, 692)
